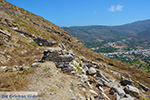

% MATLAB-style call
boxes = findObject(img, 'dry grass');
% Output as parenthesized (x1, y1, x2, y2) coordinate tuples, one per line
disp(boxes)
(0, 71, 31, 91)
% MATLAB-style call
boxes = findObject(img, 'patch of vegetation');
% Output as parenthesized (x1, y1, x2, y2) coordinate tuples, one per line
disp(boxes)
(75, 64, 84, 73)
(23, 67, 32, 74)
(31, 41, 38, 47)
(7, 30, 11, 32)
(0, 45, 5, 48)
(0, 26, 4, 30)
(17, 39, 22, 44)
(12, 20, 18, 24)
(0, 72, 28, 91)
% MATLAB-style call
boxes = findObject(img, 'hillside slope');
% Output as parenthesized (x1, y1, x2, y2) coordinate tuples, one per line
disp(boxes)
(0, 0, 150, 100)
(63, 19, 150, 43)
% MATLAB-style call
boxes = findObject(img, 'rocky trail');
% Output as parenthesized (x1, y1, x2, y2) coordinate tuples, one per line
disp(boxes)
(25, 61, 82, 100)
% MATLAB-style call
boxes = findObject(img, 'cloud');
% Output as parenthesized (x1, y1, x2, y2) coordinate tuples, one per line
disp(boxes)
(108, 5, 124, 12)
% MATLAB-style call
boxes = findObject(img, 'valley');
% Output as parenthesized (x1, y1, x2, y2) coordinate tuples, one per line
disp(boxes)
(63, 20, 150, 72)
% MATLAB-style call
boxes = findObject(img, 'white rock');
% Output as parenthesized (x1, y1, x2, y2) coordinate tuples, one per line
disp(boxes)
(73, 60, 79, 66)
(82, 88, 86, 92)
(12, 27, 18, 30)
(0, 66, 7, 72)
(83, 66, 88, 72)
(101, 92, 110, 100)
(124, 85, 140, 94)
(82, 74, 88, 80)
(31, 63, 40, 67)
(99, 86, 104, 92)
(90, 90, 98, 95)
(88, 67, 96, 75)
(70, 64, 77, 71)
(87, 82, 93, 89)
(114, 93, 120, 100)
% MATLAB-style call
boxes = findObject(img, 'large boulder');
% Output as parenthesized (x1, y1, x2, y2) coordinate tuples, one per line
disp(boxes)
(139, 83, 149, 92)
(61, 55, 74, 62)
(109, 85, 125, 96)
(87, 67, 96, 75)
(61, 67, 72, 73)
(114, 93, 120, 100)
(124, 85, 140, 94)
(120, 76, 134, 86)
(96, 71, 109, 82)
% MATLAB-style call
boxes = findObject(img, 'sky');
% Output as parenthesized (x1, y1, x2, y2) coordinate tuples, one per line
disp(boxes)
(6, 0, 150, 27)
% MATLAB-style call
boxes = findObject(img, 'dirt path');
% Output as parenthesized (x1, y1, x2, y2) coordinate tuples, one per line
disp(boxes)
(25, 61, 83, 100)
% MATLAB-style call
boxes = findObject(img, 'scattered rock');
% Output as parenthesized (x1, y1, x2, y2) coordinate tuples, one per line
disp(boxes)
(98, 86, 104, 92)
(70, 64, 77, 71)
(0, 66, 7, 72)
(78, 79, 86, 87)
(110, 70, 121, 78)
(82, 74, 88, 80)
(120, 76, 134, 86)
(73, 60, 79, 66)
(60, 43, 66, 50)
(124, 85, 140, 94)
(94, 96, 105, 100)
(34, 37, 58, 46)
(62, 67, 72, 73)
(0, 29, 11, 45)
(121, 94, 134, 100)
(23, 66, 30, 69)
(139, 83, 149, 92)
(61, 55, 74, 62)
(87, 67, 96, 75)
(12, 27, 18, 30)
(12, 65, 19, 71)
(109, 85, 125, 96)
(96, 71, 109, 82)
(87, 81, 93, 89)
(101, 92, 110, 100)
(31, 63, 40, 67)
(90, 90, 98, 95)
(114, 93, 120, 100)
(82, 88, 86, 92)
(83, 66, 88, 72)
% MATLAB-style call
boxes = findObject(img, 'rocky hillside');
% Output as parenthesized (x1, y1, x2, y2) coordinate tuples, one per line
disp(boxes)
(0, 0, 150, 100)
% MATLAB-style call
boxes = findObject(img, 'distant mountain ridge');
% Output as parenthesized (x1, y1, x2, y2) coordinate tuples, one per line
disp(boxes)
(62, 19, 150, 43)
